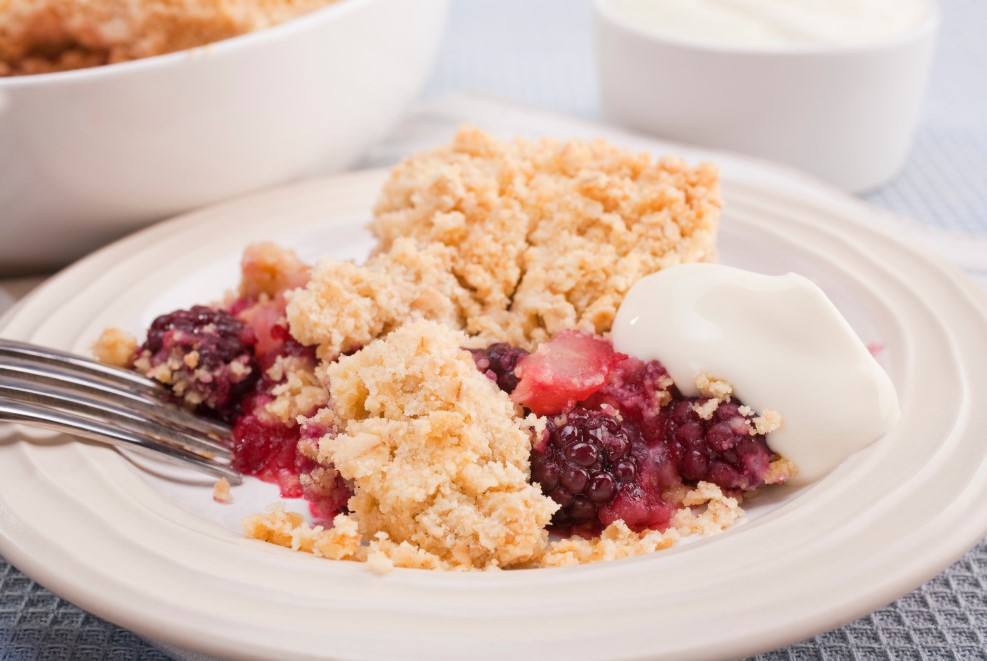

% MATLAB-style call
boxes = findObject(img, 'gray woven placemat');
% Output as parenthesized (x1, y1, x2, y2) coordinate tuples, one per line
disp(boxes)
(3, 0, 986, 659)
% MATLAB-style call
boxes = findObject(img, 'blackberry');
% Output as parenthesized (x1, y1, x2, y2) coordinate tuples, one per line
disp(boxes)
(470, 342, 528, 394)
(663, 398, 774, 492)
(139, 305, 258, 420)
(532, 407, 676, 533)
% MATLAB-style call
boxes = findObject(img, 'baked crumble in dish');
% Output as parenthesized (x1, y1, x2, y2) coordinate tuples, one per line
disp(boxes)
(0, 0, 338, 76)
(95, 127, 794, 571)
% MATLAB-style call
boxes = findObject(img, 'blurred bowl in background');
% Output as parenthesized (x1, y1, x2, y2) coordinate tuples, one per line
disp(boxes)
(595, 0, 940, 193)
(0, 0, 449, 275)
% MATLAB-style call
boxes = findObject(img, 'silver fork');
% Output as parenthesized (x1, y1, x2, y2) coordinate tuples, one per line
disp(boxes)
(0, 338, 242, 483)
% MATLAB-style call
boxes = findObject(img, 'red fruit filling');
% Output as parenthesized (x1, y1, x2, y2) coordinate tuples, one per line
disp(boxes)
(231, 391, 306, 497)
(482, 331, 783, 534)
(226, 309, 341, 504)
(511, 331, 625, 415)
(226, 343, 353, 511)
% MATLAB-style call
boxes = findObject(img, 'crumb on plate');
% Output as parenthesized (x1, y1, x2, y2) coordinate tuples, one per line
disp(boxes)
(213, 477, 234, 504)
(92, 327, 137, 368)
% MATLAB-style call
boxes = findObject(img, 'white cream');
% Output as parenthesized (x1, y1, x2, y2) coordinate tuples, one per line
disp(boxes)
(606, 0, 929, 49)
(611, 264, 900, 485)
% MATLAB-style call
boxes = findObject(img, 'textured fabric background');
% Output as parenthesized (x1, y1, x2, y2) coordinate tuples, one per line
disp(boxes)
(2, 1, 987, 659)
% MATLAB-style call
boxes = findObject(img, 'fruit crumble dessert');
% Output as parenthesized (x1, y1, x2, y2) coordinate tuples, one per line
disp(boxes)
(0, 0, 338, 76)
(95, 127, 794, 571)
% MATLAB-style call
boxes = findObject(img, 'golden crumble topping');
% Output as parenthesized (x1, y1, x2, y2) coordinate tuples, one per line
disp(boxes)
(287, 127, 721, 357)
(287, 239, 468, 360)
(264, 355, 327, 426)
(316, 320, 558, 570)
(753, 409, 783, 436)
(540, 521, 678, 568)
(0, 0, 337, 76)
(671, 481, 743, 537)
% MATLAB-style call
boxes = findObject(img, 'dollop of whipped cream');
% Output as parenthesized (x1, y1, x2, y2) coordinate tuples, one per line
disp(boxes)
(612, 264, 900, 485)
(606, 0, 929, 49)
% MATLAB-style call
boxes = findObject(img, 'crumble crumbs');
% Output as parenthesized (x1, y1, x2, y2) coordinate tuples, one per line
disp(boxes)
(0, 0, 338, 76)
(696, 373, 733, 400)
(264, 355, 327, 426)
(763, 457, 797, 485)
(753, 409, 783, 435)
(249, 480, 746, 571)
(92, 327, 137, 368)
(287, 238, 467, 360)
(239, 242, 311, 302)
(287, 127, 721, 357)
(243, 506, 364, 561)
(692, 397, 720, 421)
(672, 481, 743, 537)
(540, 522, 678, 567)
(692, 374, 732, 420)
(315, 320, 558, 570)
(133, 348, 252, 408)
(213, 477, 233, 504)
(691, 374, 785, 438)
(541, 482, 740, 567)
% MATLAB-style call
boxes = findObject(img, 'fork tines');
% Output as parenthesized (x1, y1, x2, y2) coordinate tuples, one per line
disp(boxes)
(0, 338, 241, 483)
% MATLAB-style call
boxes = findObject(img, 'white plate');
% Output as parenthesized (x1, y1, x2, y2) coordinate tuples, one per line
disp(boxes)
(1, 168, 986, 661)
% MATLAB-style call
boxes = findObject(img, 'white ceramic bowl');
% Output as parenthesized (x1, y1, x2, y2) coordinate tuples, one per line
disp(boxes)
(594, 0, 940, 193)
(0, 0, 449, 275)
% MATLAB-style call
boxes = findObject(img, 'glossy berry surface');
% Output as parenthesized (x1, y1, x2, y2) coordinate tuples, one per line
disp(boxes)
(531, 407, 679, 533)
(663, 399, 774, 492)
